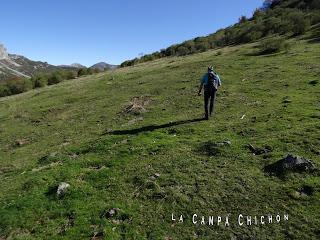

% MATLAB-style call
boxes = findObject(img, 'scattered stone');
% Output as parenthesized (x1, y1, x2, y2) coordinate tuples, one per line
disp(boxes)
(215, 141, 232, 147)
(150, 173, 161, 180)
(88, 165, 106, 171)
(264, 154, 316, 176)
(154, 173, 161, 178)
(101, 208, 120, 218)
(246, 144, 272, 155)
(14, 139, 28, 147)
(222, 140, 232, 146)
(57, 182, 70, 198)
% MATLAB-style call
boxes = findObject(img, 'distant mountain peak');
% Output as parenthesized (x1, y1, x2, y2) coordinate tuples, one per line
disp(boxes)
(58, 63, 86, 69)
(0, 45, 60, 80)
(70, 63, 86, 68)
(90, 62, 118, 71)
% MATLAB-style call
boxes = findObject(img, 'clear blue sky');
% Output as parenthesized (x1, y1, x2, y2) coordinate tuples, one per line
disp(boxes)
(1, 0, 263, 66)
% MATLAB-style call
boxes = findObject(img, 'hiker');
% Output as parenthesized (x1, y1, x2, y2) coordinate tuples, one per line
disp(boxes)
(198, 66, 221, 120)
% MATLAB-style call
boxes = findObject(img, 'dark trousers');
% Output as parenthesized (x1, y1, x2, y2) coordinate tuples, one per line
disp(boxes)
(204, 87, 217, 117)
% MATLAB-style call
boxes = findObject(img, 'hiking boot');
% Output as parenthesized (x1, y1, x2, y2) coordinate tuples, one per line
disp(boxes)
(204, 114, 209, 120)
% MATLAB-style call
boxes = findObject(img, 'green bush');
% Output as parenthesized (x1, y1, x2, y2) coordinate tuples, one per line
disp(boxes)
(77, 68, 88, 77)
(65, 70, 77, 80)
(0, 68, 98, 98)
(253, 8, 265, 20)
(239, 16, 248, 24)
(310, 10, 320, 24)
(6, 77, 33, 94)
(87, 68, 93, 75)
(48, 72, 63, 85)
(176, 46, 189, 56)
(288, 11, 310, 35)
(195, 41, 210, 52)
(33, 74, 48, 88)
(259, 37, 289, 54)
(0, 84, 10, 97)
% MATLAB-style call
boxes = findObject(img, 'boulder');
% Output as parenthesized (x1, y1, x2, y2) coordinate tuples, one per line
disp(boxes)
(57, 182, 70, 197)
(247, 144, 272, 155)
(264, 154, 316, 176)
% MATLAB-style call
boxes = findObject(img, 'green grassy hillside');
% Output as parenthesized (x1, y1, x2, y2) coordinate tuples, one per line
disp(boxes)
(0, 35, 319, 239)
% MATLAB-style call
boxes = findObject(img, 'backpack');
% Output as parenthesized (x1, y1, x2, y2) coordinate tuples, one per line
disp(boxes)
(207, 72, 217, 89)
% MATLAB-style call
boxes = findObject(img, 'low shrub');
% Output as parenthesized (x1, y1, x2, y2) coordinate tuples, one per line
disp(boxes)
(259, 37, 290, 54)
(48, 72, 63, 85)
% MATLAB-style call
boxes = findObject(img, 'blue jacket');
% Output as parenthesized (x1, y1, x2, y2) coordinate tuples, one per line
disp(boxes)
(201, 72, 221, 89)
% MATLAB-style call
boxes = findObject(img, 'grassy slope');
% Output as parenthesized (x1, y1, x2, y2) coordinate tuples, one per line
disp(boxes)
(0, 36, 319, 239)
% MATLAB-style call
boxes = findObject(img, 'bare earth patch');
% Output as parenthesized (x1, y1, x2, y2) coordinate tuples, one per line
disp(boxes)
(122, 95, 152, 115)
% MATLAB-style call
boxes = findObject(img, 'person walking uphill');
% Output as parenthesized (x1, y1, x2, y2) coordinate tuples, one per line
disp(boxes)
(198, 66, 221, 120)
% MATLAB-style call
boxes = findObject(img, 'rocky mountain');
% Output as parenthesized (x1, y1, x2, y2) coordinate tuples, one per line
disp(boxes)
(59, 63, 87, 69)
(0, 43, 117, 81)
(71, 63, 86, 68)
(90, 62, 118, 71)
(0, 44, 58, 81)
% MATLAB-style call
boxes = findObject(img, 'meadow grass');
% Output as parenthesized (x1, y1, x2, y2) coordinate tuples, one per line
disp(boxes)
(0, 36, 319, 239)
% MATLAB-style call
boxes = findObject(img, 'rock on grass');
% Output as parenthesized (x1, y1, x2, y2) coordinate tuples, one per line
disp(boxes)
(57, 182, 70, 198)
(264, 154, 316, 176)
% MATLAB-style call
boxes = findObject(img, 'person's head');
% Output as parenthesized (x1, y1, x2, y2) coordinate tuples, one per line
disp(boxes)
(208, 66, 214, 73)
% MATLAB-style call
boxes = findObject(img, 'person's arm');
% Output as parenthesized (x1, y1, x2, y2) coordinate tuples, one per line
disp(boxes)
(198, 74, 206, 95)
(198, 82, 203, 96)
(216, 74, 221, 87)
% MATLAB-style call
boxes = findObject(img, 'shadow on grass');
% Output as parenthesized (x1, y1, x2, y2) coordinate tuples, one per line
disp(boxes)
(104, 117, 205, 135)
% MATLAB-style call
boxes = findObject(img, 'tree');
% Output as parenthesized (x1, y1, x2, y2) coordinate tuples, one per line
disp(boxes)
(0, 84, 10, 97)
(259, 37, 289, 54)
(33, 74, 48, 88)
(65, 70, 77, 80)
(6, 77, 32, 94)
(176, 46, 189, 56)
(77, 68, 88, 77)
(48, 72, 63, 85)
(253, 8, 265, 20)
(239, 15, 248, 24)
(288, 10, 310, 35)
